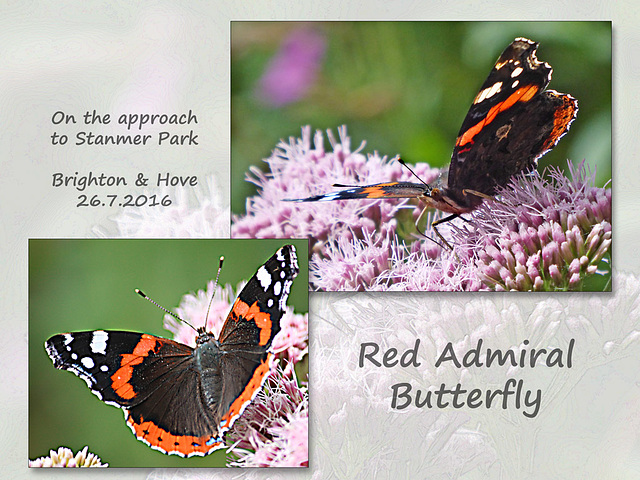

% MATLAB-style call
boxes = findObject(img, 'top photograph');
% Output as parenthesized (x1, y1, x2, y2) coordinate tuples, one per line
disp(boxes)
(231, 21, 611, 292)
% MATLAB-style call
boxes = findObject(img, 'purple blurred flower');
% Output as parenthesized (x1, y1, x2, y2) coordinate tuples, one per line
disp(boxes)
(227, 366, 308, 467)
(256, 28, 326, 107)
(232, 126, 611, 291)
(29, 446, 107, 467)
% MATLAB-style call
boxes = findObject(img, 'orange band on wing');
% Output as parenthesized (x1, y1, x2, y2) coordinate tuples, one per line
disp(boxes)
(542, 95, 578, 151)
(126, 413, 223, 457)
(111, 335, 158, 400)
(219, 353, 272, 432)
(456, 85, 539, 147)
(231, 300, 273, 346)
(360, 184, 398, 197)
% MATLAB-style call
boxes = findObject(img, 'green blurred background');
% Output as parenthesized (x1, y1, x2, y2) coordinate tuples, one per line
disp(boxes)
(231, 21, 611, 216)
(29, 239, 308, 467)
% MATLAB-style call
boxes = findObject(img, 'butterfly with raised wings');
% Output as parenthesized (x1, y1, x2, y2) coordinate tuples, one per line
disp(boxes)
(288, 38, 578, 247)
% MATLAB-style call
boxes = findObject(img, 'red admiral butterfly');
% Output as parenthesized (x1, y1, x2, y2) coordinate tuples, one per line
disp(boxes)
(289, 38, 578, 246)
(45, 244, 299, 457)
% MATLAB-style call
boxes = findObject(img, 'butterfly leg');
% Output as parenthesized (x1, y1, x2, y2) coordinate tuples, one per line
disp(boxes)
(413, 207, 444, 248)
(431, 214, 459, 251)
(413, 208, 457, 251)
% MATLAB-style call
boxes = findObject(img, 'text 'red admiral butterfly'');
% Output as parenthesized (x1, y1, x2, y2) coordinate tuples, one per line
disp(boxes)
(289, 38, 578, 246)
(45, 245, 299, 457)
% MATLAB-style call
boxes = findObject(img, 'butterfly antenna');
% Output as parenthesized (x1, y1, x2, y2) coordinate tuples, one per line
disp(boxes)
(135, 289, 198, 333)
(398, 157, 430, 188)
(204, 256, 225, 330)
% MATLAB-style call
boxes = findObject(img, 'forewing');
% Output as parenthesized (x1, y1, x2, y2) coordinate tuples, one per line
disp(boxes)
(445, 38, 578, 206)
(218, 244, 299, 350)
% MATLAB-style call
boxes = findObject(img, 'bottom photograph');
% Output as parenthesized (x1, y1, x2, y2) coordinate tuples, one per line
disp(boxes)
(29, 238, 309, 468)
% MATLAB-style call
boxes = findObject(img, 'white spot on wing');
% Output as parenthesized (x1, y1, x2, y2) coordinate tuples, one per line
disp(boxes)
(511, 66, 523, 78)
(318, 193, 341, 201)
(274, 281, 282, 296)
(90, 330, 108, 355)
(289, 245, 298, 270)
(256, 266, 271, 291)
(279, 280, 293, 310)
(474, 81, 502, 104)
(81, 357, 95, 369)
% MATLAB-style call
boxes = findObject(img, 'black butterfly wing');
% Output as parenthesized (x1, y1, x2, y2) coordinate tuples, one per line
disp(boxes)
(46, 331, 222, 457)
(446, 38, 577, 208)
(218, 244, 299, 349)
(209, 244, 299, 432)
(45, 331, 192, 406)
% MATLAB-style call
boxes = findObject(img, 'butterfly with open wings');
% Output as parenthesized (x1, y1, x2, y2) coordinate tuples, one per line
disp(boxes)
(45, 245, 299, 458)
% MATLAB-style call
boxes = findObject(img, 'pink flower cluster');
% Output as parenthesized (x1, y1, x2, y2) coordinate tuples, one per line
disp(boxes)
(232, 126, 450, 290)
(233, 126, 611, 291)
(454, 161, 612, 291)
(227, 367, 308, 467)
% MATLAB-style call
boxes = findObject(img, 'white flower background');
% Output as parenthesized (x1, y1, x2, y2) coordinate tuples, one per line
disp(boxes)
(4, 2, 640, 480)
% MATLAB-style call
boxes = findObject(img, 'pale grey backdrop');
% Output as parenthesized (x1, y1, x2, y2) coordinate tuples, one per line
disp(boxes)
(4, 1, 637, 479)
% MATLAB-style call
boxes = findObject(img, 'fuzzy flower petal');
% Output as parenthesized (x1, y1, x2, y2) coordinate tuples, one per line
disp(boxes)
(453, 161, 612, 291)
(29, 446, 108, 467)
(94, 175, 229, 238)
(310, 229, 394, 291)
(374, 234, 483, 291)
(226, 366, 309, 467)
(310, 228, 482, 292)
